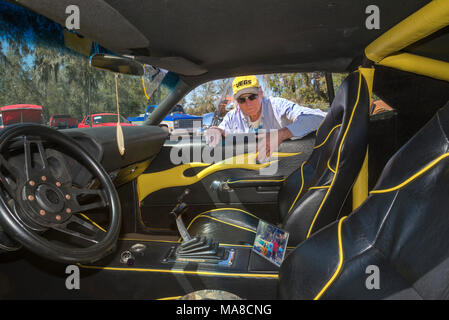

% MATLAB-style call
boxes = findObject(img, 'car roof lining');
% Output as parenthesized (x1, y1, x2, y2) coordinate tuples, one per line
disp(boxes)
(13, 0, 149, 51)
(14, 0, 446, 79)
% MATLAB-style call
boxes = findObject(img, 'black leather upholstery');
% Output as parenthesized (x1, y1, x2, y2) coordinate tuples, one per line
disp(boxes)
(280, 71, 369, 244)
(186, 208, 259, 245)
(187, 71, 369, 246)
(279, 101, 449, 299)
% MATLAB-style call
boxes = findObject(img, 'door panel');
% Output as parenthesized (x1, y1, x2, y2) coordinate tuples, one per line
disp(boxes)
(137, 134, 316, 234)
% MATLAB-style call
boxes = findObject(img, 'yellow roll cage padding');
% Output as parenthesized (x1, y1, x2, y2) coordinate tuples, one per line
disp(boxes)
(353, 0, 449, 208)
(365, 0, 449, 82)
(378, 53, 449, 83)
(351, 67, 374, 210)
(365, 0, 449, 63)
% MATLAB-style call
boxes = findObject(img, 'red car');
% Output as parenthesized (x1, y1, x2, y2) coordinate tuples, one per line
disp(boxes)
(48, 114, 78, 129)
(78, 113, 136, 128)
(0, 104, 42, 129)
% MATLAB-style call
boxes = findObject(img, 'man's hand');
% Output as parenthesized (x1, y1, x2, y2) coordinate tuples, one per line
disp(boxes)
(205, 126, 225, 147)
(257, 127, 293, 162)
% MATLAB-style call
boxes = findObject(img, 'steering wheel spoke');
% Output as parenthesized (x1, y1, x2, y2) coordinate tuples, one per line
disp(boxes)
(0, 154, 20, 198)
(51, 214, 106, 245)
(68, 187, 108, 213)
(23, 136, 51, 181)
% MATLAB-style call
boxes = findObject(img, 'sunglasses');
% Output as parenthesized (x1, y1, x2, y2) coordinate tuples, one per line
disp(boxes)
(237, 94, 259, 104)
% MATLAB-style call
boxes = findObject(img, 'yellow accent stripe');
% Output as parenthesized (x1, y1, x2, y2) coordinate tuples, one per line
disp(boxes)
(157, 296, 182, 300)
(193, 207, 259, 220)
(198, 216, 256, 233)
(308, 185, 330, 191)
(313, 216, 347, 300)
(78, 213, 107, 233)
(306, 72, 362, 239)
(77, 263, 279, 279)
(314, 124, 342, 149)
(137, 152, 299, 203)
(370, 152, 449, 194)
(327, 159, 336, 174)
(183, 207, 259, 242)
(287, 161, 306, 214)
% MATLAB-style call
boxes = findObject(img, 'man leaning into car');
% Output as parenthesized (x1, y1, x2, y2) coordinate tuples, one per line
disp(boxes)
(205, 75, 326, 160)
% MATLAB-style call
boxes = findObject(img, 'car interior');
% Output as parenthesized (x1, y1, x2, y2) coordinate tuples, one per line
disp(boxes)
(0, 0, 449, 300)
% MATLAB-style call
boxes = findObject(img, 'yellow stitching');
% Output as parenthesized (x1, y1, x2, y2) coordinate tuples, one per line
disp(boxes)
(77, 263, 279, 279)
(157, 296, 182, 300)
(308, 185, 330, 190)
(306, 72, 362, 239)
(189, 215, 256, 234)
(182, 208, 259, 242)
(287, 161, 307, 214)
(314, 216, 347, 300)
(314, 124, 342, 149)
(370, 152, 449, 194)
(187, 208, 259, 229)
(327, 159, 336, 174)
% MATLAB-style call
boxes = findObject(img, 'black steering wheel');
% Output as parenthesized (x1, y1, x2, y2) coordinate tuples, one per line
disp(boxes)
(0, 124, 121, 263)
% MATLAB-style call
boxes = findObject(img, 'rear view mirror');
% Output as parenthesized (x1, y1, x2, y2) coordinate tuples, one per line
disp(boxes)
(90, 53, 144, 76)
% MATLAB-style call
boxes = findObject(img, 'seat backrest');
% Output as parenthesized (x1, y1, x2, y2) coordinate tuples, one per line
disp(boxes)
(278, 71, 369, 245)
(279, 101, 449, 299)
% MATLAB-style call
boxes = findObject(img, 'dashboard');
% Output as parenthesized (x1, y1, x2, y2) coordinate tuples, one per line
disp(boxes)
(61, 125, 168, 186)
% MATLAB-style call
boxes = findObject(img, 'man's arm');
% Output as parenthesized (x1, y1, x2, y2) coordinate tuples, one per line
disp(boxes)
(272, 97, 326, 139)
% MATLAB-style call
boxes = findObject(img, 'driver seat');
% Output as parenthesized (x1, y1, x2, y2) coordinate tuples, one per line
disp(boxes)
(186, 71, 370, 246)
(279, 101, 449, 299)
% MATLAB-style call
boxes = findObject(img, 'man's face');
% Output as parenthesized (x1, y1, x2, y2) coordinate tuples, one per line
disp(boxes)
(237, 88, 263, 118)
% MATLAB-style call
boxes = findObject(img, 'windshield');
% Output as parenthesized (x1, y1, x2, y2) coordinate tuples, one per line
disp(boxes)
(0, 0, 177, 126)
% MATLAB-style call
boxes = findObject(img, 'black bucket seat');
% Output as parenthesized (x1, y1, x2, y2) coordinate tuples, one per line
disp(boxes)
(187, 71, 370, 246)
(279, 101, 449, 299)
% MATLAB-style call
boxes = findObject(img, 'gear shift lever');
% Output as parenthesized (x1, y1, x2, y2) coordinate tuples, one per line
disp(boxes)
(166, 189, 234, 265)
(169, 188, 191, 242)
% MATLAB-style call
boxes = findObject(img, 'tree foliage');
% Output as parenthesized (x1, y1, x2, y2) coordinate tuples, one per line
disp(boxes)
(0, 2, 147, 123)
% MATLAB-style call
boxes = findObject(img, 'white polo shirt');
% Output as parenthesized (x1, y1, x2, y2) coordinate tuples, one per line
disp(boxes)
(218, 96, 326, 138)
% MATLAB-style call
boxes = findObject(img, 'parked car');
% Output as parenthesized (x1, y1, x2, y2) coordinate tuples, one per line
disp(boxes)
(48, 114, 78, 129)
(78, 113, 136, 128)
(0, 104, 42, 129)
(128, 104, 202, 134)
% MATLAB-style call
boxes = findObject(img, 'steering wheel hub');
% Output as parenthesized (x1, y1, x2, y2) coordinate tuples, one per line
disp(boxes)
(19, 174, 73, 226)
(35, 184, 65, 213)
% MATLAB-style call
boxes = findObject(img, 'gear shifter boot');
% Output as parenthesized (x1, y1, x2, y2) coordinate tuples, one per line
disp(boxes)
(164, 236, 236, 265)
(176, 236, 226, 260)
